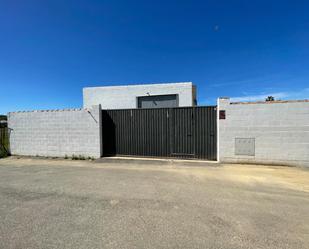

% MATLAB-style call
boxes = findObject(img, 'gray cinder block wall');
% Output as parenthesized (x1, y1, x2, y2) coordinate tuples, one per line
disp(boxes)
(8, 105, 102, 158)
(83, 82, 196, 109)
(218, 98, 309, 167)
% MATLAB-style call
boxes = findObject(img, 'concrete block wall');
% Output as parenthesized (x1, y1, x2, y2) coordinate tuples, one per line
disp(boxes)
(8, 105, 102, 158)
(218, 98, 309, 167)
(83, 82, 196, 109)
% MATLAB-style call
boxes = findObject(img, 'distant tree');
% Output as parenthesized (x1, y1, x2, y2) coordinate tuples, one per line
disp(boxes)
(265, 96, 275, 102)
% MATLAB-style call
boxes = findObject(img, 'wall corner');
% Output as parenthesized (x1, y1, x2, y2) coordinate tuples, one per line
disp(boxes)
(217, 97, 230, 109)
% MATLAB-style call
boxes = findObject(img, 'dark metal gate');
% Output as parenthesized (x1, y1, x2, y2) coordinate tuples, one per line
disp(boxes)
(102, 106, 217, 160)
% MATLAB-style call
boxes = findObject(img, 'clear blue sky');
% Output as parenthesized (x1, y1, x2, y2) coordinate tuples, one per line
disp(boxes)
(1, 0, 309, 114)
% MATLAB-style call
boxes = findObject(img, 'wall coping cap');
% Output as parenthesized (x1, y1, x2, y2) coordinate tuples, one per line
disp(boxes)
(230, 99, 309, 105)
(83, 82, 194, 90)
(8, 108, 90, 114)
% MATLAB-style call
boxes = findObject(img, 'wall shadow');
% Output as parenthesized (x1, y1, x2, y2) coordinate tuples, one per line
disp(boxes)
(102, 111, 116, 156)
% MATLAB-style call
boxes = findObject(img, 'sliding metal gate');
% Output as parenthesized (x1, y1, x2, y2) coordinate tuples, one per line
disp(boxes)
(102, 106, 217, 160)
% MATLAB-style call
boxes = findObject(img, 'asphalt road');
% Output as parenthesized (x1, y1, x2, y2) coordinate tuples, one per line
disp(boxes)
(0, 157, 308, 249)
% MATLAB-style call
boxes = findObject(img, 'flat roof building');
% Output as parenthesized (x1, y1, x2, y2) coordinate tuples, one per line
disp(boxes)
(83, 82, 197, 109)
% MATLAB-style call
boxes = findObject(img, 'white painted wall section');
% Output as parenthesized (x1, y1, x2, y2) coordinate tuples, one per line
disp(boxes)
(83, 82, 196, 109)
(8, 105, 102, 158)
(218, 98, 309, 167)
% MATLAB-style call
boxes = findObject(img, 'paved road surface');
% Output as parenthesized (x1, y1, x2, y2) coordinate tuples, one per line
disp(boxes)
(0, 157, 308, 249)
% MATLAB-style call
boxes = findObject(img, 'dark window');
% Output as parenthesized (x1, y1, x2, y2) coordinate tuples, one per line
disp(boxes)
(137, 94, 178, 108)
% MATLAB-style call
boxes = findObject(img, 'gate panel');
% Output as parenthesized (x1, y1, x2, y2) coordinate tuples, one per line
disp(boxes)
(194, 107, 217, 160)
(102, 106, 217, 160)
(102, 108, 170, 157)
(171, 108, 195, 156)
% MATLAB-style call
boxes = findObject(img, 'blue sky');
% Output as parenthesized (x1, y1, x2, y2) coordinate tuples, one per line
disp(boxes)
(0, 0, 309, 114)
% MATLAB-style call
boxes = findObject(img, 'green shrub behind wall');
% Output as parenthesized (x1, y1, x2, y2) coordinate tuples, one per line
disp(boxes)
(0, 128, 9, 158)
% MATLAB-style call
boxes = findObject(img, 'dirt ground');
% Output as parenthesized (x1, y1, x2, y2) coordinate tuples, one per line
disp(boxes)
(0, 157, 308, 249)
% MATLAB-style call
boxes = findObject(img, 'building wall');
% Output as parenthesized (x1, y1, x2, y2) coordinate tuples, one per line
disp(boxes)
(218, 98, 309, 167)
(8, 105, 102, 158)
(83, 82, 196, 109)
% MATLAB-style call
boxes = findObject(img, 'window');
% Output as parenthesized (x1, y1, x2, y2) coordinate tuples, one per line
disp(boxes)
(137, 94, 179, 108)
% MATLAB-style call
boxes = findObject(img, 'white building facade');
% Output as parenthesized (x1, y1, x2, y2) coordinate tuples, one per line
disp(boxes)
(83, 82, 197, 109)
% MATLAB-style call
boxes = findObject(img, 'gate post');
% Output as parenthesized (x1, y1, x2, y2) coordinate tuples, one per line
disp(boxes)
(217, 98, 230, 162)
(97, 104, 103, 157)
(90, 104, 103, 157)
